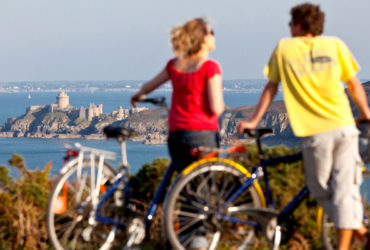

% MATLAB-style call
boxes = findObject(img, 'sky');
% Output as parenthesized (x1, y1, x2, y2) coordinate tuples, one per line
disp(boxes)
(0, 0, 369, 82)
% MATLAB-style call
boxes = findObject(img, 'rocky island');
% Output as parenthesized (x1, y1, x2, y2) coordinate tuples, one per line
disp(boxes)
(0, 91, 149, 140)
(1, 81, 369, 146)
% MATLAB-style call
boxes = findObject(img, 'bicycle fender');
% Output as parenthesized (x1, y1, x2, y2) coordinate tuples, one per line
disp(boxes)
(181, 157, 266, 208)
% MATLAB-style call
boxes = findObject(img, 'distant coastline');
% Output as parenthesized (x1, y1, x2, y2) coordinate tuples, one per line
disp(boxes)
(1, 80, 368, 147)
(0, 79, 368, 93)
(0, 79, 268, 94)
(0, 89, 296, 146)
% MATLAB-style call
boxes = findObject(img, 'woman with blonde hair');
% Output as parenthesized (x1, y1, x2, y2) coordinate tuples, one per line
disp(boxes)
(131, 17, 224, 172)
(131, 18, 224, 248)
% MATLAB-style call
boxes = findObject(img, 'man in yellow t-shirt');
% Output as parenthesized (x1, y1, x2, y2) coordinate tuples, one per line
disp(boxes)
(238, 3, 370, 250)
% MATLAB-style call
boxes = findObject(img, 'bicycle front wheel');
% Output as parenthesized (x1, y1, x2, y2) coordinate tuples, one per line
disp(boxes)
(46, 158, 125, 250)
(163, 158, 265, 249)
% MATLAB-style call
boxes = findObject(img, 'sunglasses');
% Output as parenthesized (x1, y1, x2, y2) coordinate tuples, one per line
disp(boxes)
(210, 29, 215, 36)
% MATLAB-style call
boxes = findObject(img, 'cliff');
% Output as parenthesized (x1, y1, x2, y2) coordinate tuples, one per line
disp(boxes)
(1, 81, 369, 146)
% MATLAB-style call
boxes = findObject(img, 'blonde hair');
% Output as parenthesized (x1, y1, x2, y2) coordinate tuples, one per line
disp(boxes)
(170, 18, 209, 57)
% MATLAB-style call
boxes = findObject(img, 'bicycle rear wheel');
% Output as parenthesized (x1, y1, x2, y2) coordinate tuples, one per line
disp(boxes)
(321, 169, 370, 250)
(46, 158, 125, 250)
(163, 158, 265, 249)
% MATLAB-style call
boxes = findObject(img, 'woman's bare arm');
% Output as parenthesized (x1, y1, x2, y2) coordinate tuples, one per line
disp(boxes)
(131, 68, 169, 107)
(207, 74, 224, 116)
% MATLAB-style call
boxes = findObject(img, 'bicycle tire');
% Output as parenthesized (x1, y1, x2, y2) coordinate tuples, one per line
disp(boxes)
(163, 158, 265, 249)
(46, 158, 125, 250)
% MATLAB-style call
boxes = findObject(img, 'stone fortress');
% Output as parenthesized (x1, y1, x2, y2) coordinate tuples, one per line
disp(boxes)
(26, 91, 147, 122)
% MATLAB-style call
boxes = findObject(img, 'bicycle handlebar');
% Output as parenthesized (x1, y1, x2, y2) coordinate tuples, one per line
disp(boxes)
(137, 96, 167, 107)
(243, 128, 273, 139)
(359, 119, 370, 124)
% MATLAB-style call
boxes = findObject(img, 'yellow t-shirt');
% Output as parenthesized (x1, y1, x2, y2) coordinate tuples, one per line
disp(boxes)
(264, 36, 359, 137)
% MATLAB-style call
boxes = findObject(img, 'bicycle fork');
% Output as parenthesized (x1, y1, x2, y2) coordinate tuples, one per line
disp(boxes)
(145, 164, 176, 226)
(124, 163, 176, 249)
(272, 186, 310, 249)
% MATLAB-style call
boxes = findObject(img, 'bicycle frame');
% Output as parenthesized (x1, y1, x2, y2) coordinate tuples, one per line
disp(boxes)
(145, 164, 176, 225)
(217, 151, 309, 228)
(94, 160, 176, 228)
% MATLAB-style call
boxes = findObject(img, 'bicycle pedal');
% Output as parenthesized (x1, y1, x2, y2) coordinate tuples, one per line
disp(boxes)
(82, 226, 93, 242)
(126, 217, 145, 246)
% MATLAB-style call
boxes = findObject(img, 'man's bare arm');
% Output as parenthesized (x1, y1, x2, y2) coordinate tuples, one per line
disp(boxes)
(346, 77, 370, 122)
(237, 81, 279, 133)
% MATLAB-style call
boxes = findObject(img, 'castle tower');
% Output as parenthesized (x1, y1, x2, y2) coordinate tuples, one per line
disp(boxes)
(79, 107, 86, 119)
(88, 103, 94, 121)
(57, 91, 69, 109)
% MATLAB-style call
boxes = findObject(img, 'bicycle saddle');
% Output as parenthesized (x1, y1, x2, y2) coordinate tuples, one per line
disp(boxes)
(103, 125, 137, 141)
(244, 128, 273, 138)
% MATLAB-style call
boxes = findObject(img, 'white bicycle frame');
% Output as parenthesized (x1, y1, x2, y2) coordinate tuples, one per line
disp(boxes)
(61, 143, 116, 218)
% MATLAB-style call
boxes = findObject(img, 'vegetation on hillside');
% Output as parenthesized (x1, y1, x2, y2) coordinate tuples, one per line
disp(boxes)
(0, 154, 53, 249)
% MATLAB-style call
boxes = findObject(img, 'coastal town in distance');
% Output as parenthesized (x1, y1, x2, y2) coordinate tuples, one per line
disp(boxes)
(0, 79, 266, 93)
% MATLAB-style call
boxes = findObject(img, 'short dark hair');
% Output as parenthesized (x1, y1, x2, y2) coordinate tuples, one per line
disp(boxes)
(290, 3, 325, 36)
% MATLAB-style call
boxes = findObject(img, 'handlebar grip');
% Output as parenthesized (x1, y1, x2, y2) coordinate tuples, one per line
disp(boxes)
(244, 128, 273, 138)
(359, 119, 370, 124)
(137, 96, 166, 106)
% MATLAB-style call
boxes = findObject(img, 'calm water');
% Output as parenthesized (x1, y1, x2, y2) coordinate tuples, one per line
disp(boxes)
(0, 86, 273, 176)
(0, 137, 168, 177)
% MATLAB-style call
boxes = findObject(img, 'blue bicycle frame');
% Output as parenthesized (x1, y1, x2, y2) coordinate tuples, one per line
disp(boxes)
(94, 161, 177, 228)
(217, 151, 309, 226)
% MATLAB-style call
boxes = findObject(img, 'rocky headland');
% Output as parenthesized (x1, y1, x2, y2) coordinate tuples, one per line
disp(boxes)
(1, 81, 369, 146)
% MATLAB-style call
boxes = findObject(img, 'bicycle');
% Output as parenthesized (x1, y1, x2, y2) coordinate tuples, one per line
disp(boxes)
(162, 128, 308, 249)
(46, 97, 265, 250)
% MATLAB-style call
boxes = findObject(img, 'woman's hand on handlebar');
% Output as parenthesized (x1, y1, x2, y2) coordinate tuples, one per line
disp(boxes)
(130, 93, 145, 107)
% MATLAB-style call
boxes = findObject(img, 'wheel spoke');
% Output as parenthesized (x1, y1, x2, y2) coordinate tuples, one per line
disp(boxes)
(175, 209, 205, 219)
(59, 215, 84, 244)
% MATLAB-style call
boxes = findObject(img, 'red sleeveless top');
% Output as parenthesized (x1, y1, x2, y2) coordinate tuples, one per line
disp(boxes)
(166, 58, 222, 132)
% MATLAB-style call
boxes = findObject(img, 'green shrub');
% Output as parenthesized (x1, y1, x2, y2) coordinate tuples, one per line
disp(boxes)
(0, 154, 52, 250)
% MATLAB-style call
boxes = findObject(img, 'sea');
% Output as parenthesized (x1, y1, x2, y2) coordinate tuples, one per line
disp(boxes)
(0, 80, 368, 201)
(0, 80, 276, 177)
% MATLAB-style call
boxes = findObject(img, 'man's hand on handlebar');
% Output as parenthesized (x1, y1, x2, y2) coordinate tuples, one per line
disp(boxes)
(356, 115, 370, 125)
(237, 120, 258, 134)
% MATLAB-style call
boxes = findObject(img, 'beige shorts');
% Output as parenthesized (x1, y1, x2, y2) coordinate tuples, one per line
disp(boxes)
(301, 126, 363, 229)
